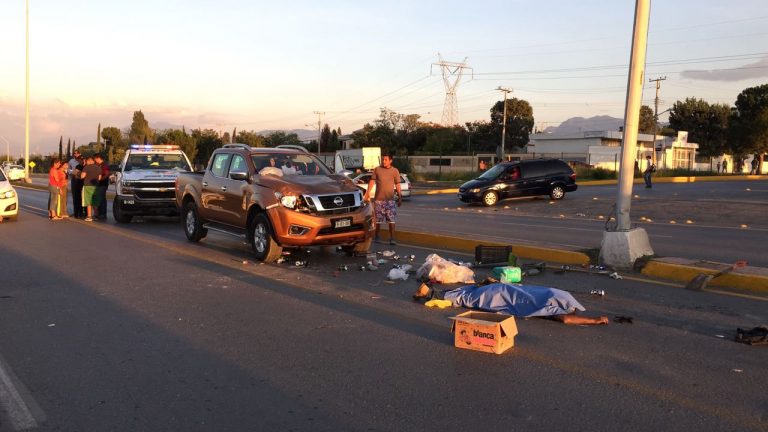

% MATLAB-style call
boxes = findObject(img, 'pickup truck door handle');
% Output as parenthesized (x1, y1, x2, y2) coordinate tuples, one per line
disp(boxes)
(202, 181, 208, 187)
(220, 186, 227, 192)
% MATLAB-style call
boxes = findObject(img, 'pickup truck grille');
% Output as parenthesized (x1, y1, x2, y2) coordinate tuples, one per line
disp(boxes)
(305, 192, 361, 213)
(135, 190, 176, 200)
(133, 182, 177, 200)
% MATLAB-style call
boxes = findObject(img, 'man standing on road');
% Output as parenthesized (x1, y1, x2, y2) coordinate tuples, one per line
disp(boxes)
(80, 156, 102, 222)
(94, 153, 109, 220)
(68, 150, 84, 218)
(364, 154, 402, 245)
(643, 155, 656, 189)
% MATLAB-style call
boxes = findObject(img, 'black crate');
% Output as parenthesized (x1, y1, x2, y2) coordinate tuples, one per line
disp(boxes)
(474, 245, 515, 266)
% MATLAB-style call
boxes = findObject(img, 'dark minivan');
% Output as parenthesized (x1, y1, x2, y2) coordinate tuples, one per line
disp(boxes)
(457, 159, 578, 206)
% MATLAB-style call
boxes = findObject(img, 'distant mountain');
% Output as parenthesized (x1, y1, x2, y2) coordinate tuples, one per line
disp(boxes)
(543, 116, 623, 135)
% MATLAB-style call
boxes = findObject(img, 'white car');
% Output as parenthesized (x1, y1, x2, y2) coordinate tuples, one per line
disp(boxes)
(352, 172, 411, 200)
(0, 167, 19, 221)
(3, 164, 25, 181)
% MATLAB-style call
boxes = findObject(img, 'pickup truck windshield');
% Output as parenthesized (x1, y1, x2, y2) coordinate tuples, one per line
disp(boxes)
(251, 153, 331, 176)
(0, 169, 6, 181)
(125, 154, 191, 171)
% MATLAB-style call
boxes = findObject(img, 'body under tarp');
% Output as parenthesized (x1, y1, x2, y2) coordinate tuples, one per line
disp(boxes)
(443, 283, 586, 317)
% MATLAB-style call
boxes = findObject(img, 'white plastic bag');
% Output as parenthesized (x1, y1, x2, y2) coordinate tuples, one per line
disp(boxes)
(387, 268, 409, 281)
(416, 254, 475, 284)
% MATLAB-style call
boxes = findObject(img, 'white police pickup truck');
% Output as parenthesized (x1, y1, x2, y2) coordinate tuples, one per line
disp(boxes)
(112, 144, 192, 223)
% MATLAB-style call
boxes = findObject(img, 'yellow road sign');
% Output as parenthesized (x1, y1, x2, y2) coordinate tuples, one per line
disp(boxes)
(28, 161, 36, 168)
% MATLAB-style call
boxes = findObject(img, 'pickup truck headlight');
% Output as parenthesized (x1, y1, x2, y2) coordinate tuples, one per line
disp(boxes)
(274, 192, 298, 209)
(1, 189, 15, 199)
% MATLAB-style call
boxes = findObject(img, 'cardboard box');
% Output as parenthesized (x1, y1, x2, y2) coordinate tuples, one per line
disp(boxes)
(450, 311, 518, 354)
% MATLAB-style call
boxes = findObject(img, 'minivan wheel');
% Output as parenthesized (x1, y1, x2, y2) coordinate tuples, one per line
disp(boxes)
(251, 213, 283, 262)
(550, 185, 566, 200)
(482, 190, 498, 206)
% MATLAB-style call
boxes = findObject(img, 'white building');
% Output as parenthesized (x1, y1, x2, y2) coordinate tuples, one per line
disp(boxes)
(527, 130, 698, 170)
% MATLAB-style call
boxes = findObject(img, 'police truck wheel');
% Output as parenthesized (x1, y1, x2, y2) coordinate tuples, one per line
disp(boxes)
(113, 197, 133, 223)
(482, 191, 498, 206)
(251, 213, 282, 262)
(183, 201, 206, 242)
(550, 185, 566, 200)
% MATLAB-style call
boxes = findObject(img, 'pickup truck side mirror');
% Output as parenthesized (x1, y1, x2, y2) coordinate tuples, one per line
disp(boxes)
(230, 171, 249, 182)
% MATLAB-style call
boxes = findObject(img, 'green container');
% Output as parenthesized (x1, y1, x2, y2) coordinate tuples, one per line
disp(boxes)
(492, 266, 522, 283)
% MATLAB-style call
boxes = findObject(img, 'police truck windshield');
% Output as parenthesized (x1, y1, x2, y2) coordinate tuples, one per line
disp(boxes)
(125, 154, 191, 171)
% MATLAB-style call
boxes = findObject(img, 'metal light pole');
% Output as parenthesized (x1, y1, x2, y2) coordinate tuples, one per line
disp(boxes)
(497, 87, 512, 162)
(313, 111, 325, 153)
(24, 0, 30, 181)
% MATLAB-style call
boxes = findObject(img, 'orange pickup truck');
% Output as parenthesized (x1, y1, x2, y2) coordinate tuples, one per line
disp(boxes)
(175, 145, 374, 261)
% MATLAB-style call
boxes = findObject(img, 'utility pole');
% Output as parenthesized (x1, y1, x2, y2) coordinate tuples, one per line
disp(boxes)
(599, 0, 654, 268)
(649, 76, 666, 164)
(496, 87, 513, 162)
(432, 54, 472, 126)
(313, 111, 325, 153)
(24, 0, 30, 182)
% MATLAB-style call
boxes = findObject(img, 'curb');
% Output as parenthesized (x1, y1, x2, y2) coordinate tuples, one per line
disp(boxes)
(641, 260, 768, 293)
(411, 174, 768, 195)
(390, 230, 591, 266)
(389, 229, 767, 294)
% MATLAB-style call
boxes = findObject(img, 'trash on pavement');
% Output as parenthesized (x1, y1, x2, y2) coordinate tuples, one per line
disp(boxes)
(492, 266, 522, 283)
(613, 316, 633, 324)
(474, 245, 515, 267)
(521, 262, 546, 276)
(416, 254, 475, 284)
(735, 326, 768, 345)
(387, 268, 409, 281)
(685, 260, 747, 291)
(608, 272, 623, 280)
(450, 311, 518, 354)
(381, 250, 396, 258)
(424, 299, 452, 308)
(590, 289, 605, 297)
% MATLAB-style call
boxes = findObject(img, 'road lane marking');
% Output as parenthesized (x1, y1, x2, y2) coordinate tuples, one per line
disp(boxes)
(0, 353, 41, 430)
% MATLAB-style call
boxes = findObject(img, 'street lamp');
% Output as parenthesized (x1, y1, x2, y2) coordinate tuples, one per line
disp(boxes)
(24, 0, 31, 183)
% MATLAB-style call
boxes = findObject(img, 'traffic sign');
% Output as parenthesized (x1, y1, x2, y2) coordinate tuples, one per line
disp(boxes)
(28, 161, 36, 168)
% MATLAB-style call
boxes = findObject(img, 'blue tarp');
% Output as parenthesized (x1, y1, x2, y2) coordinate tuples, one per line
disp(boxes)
(443, 283, 586, 317)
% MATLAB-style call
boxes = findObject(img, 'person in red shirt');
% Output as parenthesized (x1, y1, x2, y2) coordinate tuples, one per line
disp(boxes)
(47, 159, 66, 220)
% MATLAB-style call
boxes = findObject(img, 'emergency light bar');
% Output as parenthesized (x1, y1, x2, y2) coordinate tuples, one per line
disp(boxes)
(130, 144, 180, 150)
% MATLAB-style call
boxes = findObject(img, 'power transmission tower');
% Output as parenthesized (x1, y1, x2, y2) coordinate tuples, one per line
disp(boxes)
(431, 54, 472, 126)
(649, 76, 666, 164)
(313, 111, 325, 153)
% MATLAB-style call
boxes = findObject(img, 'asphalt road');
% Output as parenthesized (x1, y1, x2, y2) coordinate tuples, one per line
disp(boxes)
(1, 188, 768, 431)
(400, 180, 768, 267)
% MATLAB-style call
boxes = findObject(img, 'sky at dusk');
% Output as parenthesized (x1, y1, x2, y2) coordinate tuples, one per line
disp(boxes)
(0, 0, 767, 157)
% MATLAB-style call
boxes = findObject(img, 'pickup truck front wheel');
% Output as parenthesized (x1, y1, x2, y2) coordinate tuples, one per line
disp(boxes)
(251, 213, 283, 262)
(183, 201, 207, 242)
(113, 197, 132, 223)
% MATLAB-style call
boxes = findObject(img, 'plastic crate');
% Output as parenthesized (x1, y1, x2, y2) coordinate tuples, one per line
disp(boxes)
(474, 245, 516, 266)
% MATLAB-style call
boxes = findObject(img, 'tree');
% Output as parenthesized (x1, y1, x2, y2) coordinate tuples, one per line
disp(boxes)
(156, 128, 198, 165)
(58, 136, 63, 160)
(97, 123, 102, 146)
(728, 84, 768, 169)
(235, 130, 266, 148)
(128, 110, 154, 145)
(669, 97, 730, 158)
(320, 124, 332, 152)
(66, 138, 71, 159)
(222, 132, 231, 145)
(191, 129, 223, 166)
(465, 121, 498, 154)
(263, 131, 302, 148)
(490, 98, 534, 152)
(102, 126, 125, 162)
(639, 105, 657, 135)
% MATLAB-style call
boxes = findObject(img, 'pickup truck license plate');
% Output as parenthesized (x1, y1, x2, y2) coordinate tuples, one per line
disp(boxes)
(333, 217, 352, 229)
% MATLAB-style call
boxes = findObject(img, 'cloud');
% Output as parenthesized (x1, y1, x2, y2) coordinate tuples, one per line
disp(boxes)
(680, 56, 768, 82)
